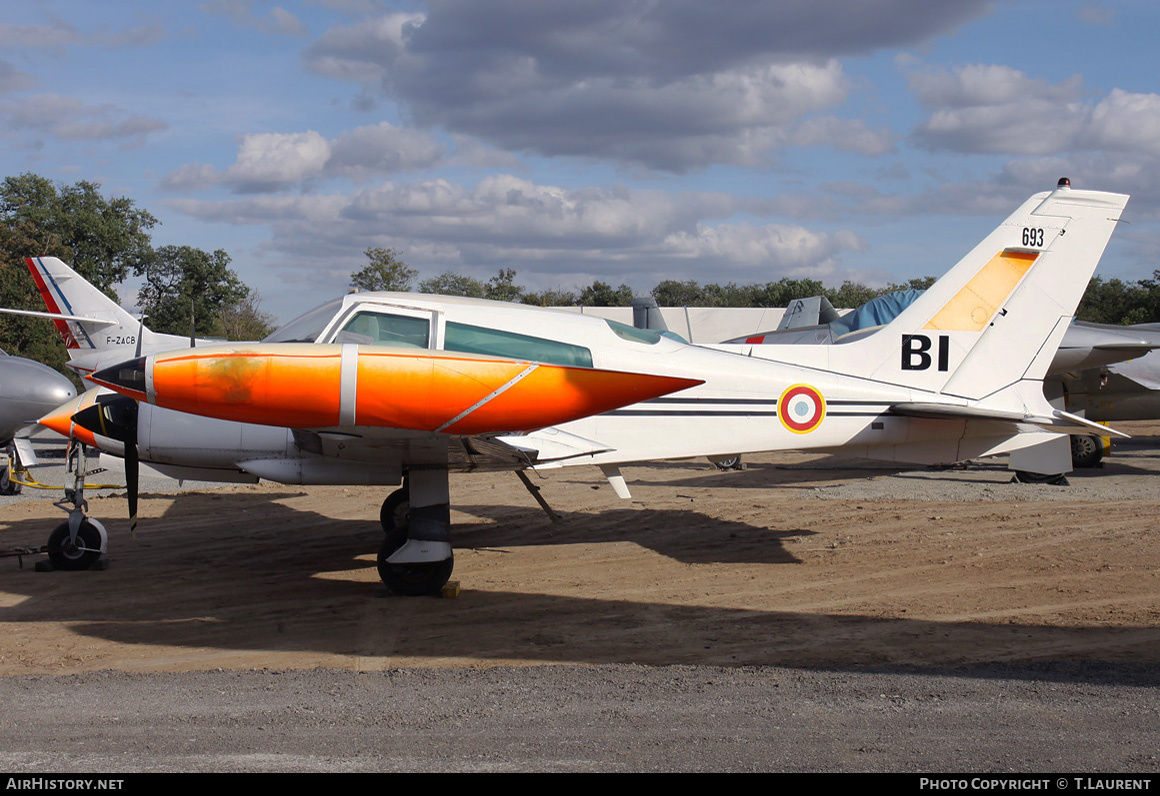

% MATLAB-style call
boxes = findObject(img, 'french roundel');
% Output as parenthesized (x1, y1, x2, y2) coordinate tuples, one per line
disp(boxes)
(778, 384, 826, 434)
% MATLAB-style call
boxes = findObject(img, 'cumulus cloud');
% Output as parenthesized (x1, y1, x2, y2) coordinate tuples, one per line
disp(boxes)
(167, 174, 863, 286)
(0, 58, 36, 93)
(0, 18, 164, 51)
(201, 1, 309, 37)
(162, 123, 447, 192)
(910, 64, 1160, 159)
(303, 1, 986, 170)
(0, 93, 167, 145)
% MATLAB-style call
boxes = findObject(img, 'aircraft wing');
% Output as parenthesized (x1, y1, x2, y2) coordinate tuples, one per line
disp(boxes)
(276, 424, 614, 470)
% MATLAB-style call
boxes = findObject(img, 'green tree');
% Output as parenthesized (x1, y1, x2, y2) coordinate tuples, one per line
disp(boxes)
(522, 287, 577, 306)
(1075, 274, 1160, 325)
(0, 173, 157, 298)
(351, 247, 417, 292)
(137, 246, 248, 337)
(652, 279, 705, 306)
(484, 268, 524, 302)
(211, 291, 277, 341)
(578, 280, 634, 306)
(828, 280, 882, 309)
(418, 272, 486, 297)
(0, 174, 158, 373)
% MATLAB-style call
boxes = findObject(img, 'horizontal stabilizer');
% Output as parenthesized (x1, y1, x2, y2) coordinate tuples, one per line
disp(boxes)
(889, 402, 1128, 437)
(0, 307, 116, 326)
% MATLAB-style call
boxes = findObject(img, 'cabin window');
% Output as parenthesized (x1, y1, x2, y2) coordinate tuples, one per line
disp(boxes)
(604, 319, 662, 345)
(264, 298, 344, 343)
(444, 322, 593, 368)
(335, 311, 430, 348)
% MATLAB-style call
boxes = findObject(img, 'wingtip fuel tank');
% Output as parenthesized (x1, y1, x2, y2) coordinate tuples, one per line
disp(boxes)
(90, 344, 704, 435)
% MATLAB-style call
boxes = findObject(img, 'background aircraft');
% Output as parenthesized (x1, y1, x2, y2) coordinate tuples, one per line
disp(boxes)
(1, 256, 220, 377)
(709, 289, 1160, 474)
(0, 349, 76, 494)
(77, 180, 1129, 596)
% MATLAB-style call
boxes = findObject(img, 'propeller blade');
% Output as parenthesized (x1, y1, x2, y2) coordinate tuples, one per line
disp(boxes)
(125, 438, 139, 538)
(70, 395, 140, 535)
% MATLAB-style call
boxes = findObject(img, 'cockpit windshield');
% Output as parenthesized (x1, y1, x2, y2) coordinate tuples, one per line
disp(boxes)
(263, 298, 344, 343)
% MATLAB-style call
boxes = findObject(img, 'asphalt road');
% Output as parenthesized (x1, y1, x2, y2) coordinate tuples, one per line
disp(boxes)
(0, 664, 1156, 772)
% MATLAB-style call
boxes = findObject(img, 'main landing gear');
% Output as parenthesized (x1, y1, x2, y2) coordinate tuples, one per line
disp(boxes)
(47, 442, 108, 571)
(376, 469, 454, 596)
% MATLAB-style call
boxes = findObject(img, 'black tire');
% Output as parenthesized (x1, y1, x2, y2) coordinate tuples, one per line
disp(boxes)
(379, 489, 411, 533)
(0, 466, 20, 496)
(712, 455, 742, 471)
(376, 528, 453, 596)
(47, 520, 103, 571)
(1013, 470, 1070, 486)
(1070, 435, 1103, 468)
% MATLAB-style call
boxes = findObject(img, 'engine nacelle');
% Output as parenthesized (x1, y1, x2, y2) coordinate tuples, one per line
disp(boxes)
(138, 403, 294, 469)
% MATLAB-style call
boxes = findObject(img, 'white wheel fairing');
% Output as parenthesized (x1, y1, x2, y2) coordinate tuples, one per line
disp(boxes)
(778, 384, 826, 434)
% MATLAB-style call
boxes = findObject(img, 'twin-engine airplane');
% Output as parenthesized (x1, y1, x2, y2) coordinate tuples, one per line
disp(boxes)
(41, 180, 1128, 596)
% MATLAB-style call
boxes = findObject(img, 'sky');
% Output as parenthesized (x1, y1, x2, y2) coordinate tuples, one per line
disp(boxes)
(3, 0, 1159, 326)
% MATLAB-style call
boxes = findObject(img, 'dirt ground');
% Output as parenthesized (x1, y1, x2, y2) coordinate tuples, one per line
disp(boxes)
(1, 425, 1158, 675)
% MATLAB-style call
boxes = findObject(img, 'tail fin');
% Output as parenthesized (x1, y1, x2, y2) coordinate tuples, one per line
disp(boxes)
(776, 295, 840, 330)
(24, 256, 154, 353)
(831, 180, 1129, 401)
(631, 297, 670, 333)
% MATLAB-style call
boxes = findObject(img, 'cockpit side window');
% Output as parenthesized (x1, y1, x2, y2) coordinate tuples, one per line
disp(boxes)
(604, 319, 662, 344)
(335, 311, 430, 348)
(263, 298, 344, 343)
(444, 322, 592, 368)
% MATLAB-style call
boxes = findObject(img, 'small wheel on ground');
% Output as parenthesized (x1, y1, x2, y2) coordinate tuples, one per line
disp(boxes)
(0, 466, 20, 495)
(46, 520, 103, 571)
(1013, 470, 1070, 486)
(376, 528, 453, 596)
(1070, 435, 1103, 468)
(379, 489, 411, 533)
(712, 455, 742, 471)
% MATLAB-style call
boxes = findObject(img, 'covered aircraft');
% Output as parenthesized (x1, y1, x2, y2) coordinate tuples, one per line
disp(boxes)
(54, 179, 1127, 596)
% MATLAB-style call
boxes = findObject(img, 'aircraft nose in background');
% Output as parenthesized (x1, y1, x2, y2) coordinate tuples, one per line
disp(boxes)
(1, 357, 77, 420)
(32, 379, 76, 410)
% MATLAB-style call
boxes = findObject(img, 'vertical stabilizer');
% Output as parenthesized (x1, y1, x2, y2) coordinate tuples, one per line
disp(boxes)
(828, 181, 1129, 401)
(25, 256, 149, 353)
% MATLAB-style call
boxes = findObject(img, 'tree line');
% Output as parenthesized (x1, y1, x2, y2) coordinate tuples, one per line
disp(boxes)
(356, 245, 1160, 326)
(350, 246, 941, 309)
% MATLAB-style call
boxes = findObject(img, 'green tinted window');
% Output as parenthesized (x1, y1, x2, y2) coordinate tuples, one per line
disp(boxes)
(337, 311, 430, 347)
(604, 319, 661, 344)
(445, 322, 592, 368)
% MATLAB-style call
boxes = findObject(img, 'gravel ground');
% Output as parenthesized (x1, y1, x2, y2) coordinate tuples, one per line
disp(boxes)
(0, 664, 1157, 772)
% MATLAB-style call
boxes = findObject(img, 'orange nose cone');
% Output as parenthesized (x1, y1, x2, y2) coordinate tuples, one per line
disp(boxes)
(38, 390, 103, 447)
(38, 394, 84, 438)
(38, 405, 75, 438)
